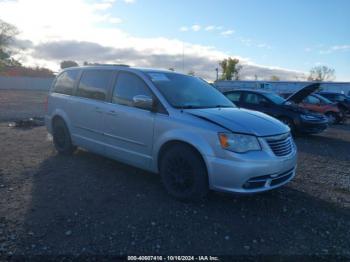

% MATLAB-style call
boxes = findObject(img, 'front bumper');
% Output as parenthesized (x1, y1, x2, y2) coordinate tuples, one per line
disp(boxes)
(296, 119, 328, 134)
(205, 146, 297, 194)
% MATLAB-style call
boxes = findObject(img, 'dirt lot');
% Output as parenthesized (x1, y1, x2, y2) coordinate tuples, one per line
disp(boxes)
(0, 90, 350, 258)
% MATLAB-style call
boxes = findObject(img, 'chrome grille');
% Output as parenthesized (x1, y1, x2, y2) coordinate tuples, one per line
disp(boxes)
(265, 133, 293, 157)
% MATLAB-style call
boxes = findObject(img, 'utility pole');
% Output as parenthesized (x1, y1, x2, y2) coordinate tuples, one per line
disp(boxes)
(215, 67, 219, 81)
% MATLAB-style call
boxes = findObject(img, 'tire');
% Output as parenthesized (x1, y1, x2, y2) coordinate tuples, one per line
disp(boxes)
(279, 117, 296, 134)
(159, 144, 209, 201)
(325, 112, 337, 125)
(52, 118, 76, 155)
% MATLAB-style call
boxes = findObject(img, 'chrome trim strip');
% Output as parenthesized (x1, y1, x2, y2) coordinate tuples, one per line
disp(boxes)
(103, 132, 146, 146)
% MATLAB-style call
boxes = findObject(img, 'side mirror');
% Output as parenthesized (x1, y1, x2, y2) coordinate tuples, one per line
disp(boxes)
(132, 95, 154, 111)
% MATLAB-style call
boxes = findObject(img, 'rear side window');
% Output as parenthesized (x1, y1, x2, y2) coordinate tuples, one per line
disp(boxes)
(243, 93, 268, 105)
(53, 70, 79, 95)
(77, 70, 114, 101)
(225, 92, 241, 102)
(112, 72, 152, 107)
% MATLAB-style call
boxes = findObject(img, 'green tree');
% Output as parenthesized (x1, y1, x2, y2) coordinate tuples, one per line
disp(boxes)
(270, 75, 280, 81)
(308, 66, 335, 81)
(219, 57, 242, 80)
(60, 60, 79, 69)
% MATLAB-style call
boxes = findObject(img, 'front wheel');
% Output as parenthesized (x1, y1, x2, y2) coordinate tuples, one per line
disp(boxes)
(160, 144, 209, 201)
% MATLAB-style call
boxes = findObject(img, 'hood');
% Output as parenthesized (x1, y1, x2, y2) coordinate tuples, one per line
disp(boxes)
(185, 108, 289, 137)
(286, 83, 321, 104)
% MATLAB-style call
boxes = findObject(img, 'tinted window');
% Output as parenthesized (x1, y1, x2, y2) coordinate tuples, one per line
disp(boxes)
(112, 72, 152, 107)
(243, 93, 268, 105)
(263, 93, 285, 105)
(77, 70, 113, 101)
(334, 94, 346, 101)
(304, 96, 320, 104)
(322, 93, 335, 99)
(53, 70, 79, 95)
(225, 92, 241, 102)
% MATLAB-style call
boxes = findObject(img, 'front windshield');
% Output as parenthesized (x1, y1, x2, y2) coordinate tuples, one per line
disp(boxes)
(147, 72, 235, 109)
(263, 93, 286, 105)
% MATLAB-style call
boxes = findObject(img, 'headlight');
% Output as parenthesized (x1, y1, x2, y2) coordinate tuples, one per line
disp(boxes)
(218, 133, 261, 153)
(300, 114, 318, 121)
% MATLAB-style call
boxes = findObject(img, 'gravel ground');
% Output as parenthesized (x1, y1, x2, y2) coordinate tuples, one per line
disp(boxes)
(0, 90, 350, 258)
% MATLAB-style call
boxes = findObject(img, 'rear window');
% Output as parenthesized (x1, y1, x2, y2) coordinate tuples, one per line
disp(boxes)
(53, 70, 79, 95)
(225, 92, 241, 102)
(77, 70, 114, 101)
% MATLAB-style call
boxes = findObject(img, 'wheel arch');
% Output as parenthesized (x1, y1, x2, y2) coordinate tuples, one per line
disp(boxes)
(49, 109, 73, 134)
(157, 139, 209, 175)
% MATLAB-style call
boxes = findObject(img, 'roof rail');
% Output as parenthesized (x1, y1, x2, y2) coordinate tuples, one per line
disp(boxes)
(83, 63, 130, 67)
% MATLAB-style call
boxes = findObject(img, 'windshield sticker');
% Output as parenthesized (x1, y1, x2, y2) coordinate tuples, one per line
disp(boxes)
(148, 73, 170, 81)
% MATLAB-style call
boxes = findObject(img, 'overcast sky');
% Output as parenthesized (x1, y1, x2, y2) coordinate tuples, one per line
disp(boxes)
(1, 0, 349, 81)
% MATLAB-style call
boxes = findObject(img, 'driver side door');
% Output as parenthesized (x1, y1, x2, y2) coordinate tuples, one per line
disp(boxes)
(104, 71, 156, 170)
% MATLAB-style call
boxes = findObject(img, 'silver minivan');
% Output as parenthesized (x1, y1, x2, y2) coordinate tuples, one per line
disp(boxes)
(46, 65, 297, 200)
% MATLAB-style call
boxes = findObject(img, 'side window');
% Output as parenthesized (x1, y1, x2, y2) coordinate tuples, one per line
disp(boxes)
(112, 72, 152, 107)
(53, 70, 79, 95)
(335, 95, 345, 101)
(77, 70, 113, 101)
(244, 93, 267, 105)
(307, 96, 320, 104)
(226, 92, 241, 103)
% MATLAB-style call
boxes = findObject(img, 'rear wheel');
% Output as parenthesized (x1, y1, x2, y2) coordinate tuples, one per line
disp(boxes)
(52, 118, 76, 155)
(160, 144, 209, 201)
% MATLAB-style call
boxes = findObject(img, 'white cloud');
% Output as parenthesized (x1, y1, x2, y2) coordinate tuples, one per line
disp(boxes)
(320, 44, 350, 54)
(0, 0, 305, 80)
(221, 30, 234, 36)
(205, 25, 215, 31)
(179, 26, 189, 32)
(191, 24, 201, 32)
(124, 0, 135, 3)
(331, 45, 350, 51)
(108, 17, 123, 24)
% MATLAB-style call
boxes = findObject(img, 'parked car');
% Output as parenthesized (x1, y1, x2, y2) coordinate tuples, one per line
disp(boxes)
(317, 92, 350, 114)
(281, 93, 345, 124)
(223, 84, 328, 134)
(46, 65, 297, 200)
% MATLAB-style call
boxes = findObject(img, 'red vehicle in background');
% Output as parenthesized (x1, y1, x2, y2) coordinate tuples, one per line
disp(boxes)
(282, 92, 345, 124)
(300, 94, 345, 124)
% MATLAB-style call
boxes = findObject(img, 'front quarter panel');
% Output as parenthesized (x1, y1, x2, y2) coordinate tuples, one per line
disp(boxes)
(151, 113, 222, 174)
